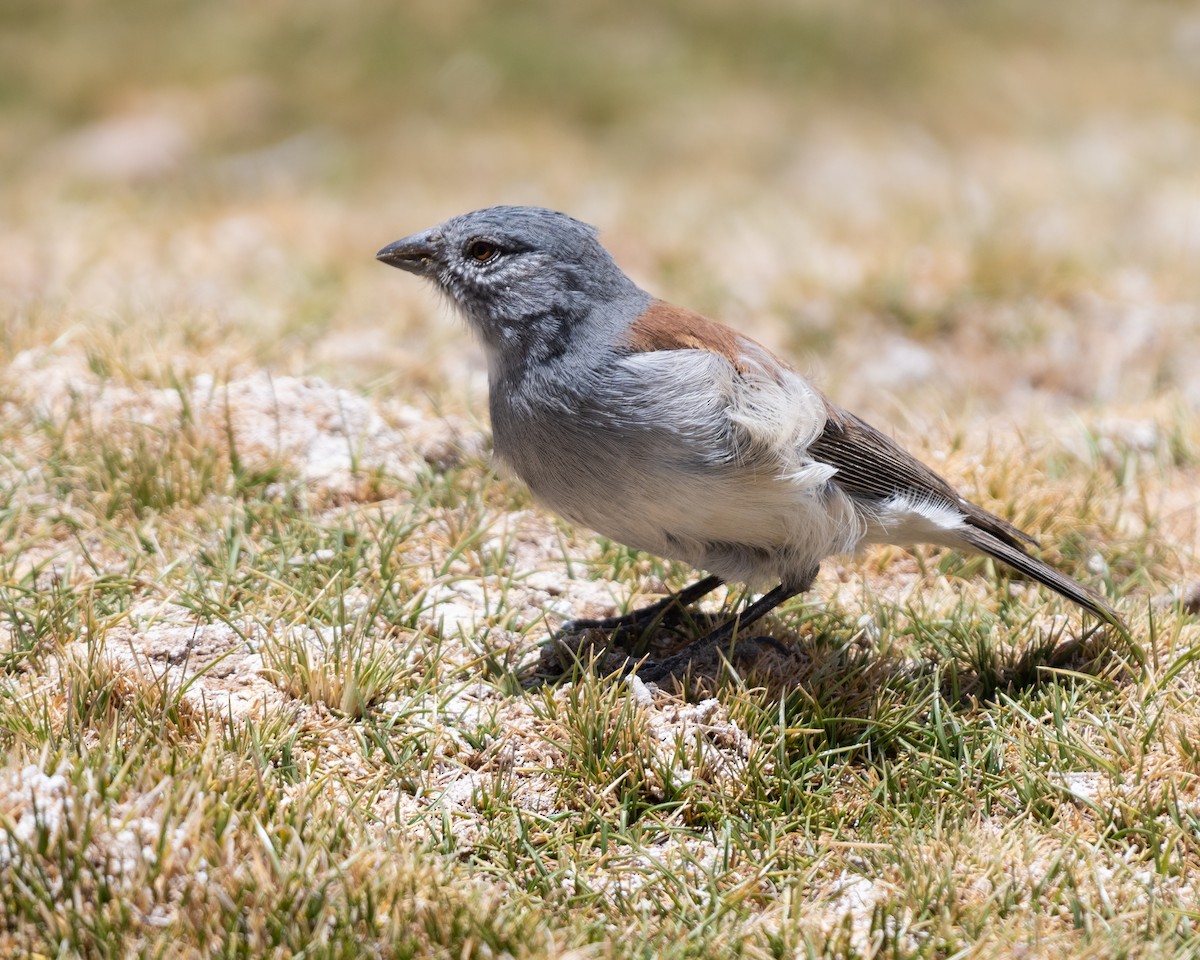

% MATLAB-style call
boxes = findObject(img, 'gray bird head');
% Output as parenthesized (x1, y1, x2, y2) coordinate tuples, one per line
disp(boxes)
(377, 206, 646, 367)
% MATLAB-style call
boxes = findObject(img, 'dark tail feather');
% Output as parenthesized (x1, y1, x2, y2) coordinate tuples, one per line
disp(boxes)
(957, 526, 1124, 630)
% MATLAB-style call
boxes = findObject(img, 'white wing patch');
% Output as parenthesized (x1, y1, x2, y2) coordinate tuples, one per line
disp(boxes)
(864, 493, 967, 546)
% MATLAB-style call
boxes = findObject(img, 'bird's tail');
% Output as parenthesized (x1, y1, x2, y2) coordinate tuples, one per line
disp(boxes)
(956, 526, 1124, 630)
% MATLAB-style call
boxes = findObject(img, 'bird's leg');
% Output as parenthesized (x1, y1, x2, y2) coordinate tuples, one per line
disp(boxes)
(559, 574, 724, 638)
(635, 575, 812, 684)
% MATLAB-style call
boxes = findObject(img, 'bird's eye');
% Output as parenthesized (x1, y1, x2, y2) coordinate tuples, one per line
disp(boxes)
(465, 239, 499, 263)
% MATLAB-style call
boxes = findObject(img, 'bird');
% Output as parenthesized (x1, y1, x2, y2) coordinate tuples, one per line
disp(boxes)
(377, 205, 1123, 680)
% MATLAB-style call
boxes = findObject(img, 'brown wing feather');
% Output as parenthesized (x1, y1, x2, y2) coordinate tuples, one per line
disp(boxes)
(811, 400, 1124, 626)
(811, 400, 1038, 551)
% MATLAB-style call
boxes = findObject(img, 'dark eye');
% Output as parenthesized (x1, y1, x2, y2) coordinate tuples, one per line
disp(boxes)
(465, 239, 499, 263)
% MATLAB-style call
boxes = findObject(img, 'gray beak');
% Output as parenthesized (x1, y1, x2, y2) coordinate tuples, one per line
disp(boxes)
(376, 231, 440, 276)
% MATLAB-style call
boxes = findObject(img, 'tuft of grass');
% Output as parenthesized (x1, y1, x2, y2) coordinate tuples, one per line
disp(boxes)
(259, 613, 420, 719)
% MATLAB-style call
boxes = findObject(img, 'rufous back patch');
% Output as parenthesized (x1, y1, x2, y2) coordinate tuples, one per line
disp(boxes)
(624, 300, 753, 374)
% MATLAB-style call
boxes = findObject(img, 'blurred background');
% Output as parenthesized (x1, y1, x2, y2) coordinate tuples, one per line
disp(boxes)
(2, 0, 1198, 424)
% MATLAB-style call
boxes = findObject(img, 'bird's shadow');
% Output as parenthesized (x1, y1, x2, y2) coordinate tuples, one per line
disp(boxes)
(524, 601, 1131, 713)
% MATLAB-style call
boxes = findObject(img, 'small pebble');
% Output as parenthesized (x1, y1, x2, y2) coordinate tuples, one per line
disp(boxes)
(626, 675, 654, 706)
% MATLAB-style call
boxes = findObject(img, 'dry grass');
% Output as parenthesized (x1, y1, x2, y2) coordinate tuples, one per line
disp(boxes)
(2, 1, 1200, 956)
